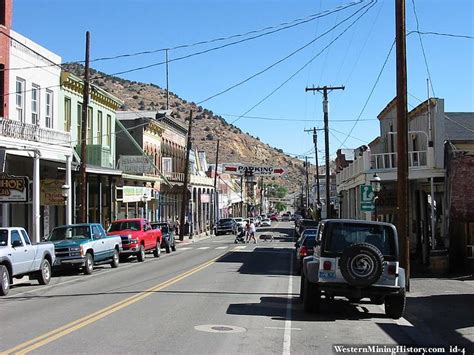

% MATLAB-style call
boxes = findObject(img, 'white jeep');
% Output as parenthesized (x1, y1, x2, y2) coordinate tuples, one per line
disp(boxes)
(300, 219, 406, 319)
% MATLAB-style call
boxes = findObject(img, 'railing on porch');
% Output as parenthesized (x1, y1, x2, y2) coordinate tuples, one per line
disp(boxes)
(190, 174, 214, 186)
(371, 150, 427, 169)
(164, 172, 185, 182)
(75, 144, 113, 168)
(0, 117, 71, 147)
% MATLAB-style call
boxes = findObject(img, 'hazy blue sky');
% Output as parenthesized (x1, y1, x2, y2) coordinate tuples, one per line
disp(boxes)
(13, 0, 474, 162)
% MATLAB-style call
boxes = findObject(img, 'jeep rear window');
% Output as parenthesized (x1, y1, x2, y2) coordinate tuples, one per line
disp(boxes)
(324, 223, 395, 256)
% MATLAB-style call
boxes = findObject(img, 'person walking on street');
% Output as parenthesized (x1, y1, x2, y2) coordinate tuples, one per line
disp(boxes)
(249, 220, 257, 244)
(245, 221, 251, 243)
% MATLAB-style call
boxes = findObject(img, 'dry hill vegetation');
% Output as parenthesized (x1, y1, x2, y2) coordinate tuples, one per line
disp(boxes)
(64, 64, 310, 193)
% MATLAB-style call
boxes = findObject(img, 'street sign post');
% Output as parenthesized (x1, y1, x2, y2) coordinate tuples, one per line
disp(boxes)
(223, 164, 286, 176)
(360, 185, 375, 212)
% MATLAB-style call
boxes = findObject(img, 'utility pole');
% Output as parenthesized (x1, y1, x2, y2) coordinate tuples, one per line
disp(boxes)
(396, 0, 410, 290)
(212, 139, 220, 234)
(179, 111, 193, 241)
(79, 31, 90, 223)
(304, 127, 322, 208)
(165, 49, 169, 110)
(304, 156, 309, 208)
(306, 85, 345, 218)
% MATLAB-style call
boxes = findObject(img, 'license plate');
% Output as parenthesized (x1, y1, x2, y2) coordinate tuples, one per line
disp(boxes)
(319, 271, 336, 279)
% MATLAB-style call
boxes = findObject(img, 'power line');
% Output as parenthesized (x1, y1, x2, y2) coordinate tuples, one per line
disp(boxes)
(217, 113, 377, 122)
(408, 30, 474, 40)
(230, 0, 377, 126)
(336, 38, 395, 149)
(411, 0, 435, 97)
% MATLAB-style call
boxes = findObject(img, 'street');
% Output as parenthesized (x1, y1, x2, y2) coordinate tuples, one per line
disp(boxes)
(1, 221, 473, 354)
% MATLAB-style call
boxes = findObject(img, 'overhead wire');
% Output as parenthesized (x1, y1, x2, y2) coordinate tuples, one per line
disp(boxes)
(230, 0, 377, 126)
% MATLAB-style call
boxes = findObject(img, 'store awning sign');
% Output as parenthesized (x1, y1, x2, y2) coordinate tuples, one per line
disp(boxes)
(0, 173, 28, 202)
(41, 179, 65, 206)
(119, 155, 155, 174)
(122, 186, 152, 203)
(223, 164, 286, 176)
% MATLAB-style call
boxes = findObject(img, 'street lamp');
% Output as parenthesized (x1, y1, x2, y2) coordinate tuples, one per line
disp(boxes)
(338, 191, 344, 219)
(141, 193, 148, 219)
(61, 184, 70, 202)
(370, 173, 381, 220)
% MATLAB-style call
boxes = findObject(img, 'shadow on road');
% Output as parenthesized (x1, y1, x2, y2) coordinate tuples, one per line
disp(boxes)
(216, 248, 294, 276)
(226, 296, 390, 322)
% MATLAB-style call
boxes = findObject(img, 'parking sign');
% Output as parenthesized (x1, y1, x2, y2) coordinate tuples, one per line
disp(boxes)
(360, 185, 375, 212)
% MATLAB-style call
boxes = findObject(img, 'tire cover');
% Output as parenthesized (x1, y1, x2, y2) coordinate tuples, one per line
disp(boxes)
(340, 243, 384, 287)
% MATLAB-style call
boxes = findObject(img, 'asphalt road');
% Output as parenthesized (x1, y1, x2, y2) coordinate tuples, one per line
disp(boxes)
(0, 221, 455, 354)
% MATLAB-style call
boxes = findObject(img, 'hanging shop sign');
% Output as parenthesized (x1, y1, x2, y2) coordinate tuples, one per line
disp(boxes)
(122, 186, 153, 203)
(0, 173, 28, 202)
(41, 179, 65, 206)
(223, 164, 286, 176)
(118, 155, 155, 174)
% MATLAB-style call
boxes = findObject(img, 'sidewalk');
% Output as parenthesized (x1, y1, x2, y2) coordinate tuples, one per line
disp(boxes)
(402, 272, 474, 350)
(174, 231, 213, 245)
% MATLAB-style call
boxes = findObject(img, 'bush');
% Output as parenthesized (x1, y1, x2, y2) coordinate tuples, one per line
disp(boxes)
(133, 95, 139, 99)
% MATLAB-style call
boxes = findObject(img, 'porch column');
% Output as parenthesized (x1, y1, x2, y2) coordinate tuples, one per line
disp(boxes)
(430, 177, 436, 249)
(33, 152, 41, 243)
(65, 155, 72, 225)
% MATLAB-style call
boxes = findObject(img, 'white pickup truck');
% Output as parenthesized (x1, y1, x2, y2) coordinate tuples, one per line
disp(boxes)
(0, 227, 56, 296)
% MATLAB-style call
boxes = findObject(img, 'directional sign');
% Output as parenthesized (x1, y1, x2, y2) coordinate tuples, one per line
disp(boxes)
(360, 185, 375, 212)
(223, 164, 286, 176)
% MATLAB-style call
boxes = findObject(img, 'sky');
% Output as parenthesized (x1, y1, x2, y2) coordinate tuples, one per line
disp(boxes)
(12, 0, 474, 163)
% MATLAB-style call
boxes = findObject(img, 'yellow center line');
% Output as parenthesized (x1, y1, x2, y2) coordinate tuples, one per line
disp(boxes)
(2, 255, 221, 355)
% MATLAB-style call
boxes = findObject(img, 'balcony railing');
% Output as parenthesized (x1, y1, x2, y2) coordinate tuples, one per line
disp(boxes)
(0, 118, 71, 147)
(371, 151, 427, 169)
(75, 144, 113, 168)
(190, 174, 214, 186)
(164, 172, 185, 182)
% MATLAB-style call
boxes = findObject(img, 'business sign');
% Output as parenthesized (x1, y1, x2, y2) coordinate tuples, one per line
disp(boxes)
(41, 179, 65, 206)
(0, 173, 28, 202)
(123, 186, 152, 203)
(360, 185, 375, 212)
(119, 155, 155, 174)
(223, 164, 286, 176)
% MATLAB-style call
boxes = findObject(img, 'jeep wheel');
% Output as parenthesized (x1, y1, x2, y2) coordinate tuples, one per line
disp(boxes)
(110, 249, 119, 268)
(385, 289, 406, 319)
(84, 253, 94, 275)
(0, 265, 10, 296)
(303, 276, 320, 313)
(154, 241, 161, 257)
(165, 240, 171, 254)
(299, 273, 305, 301)
(37, 259, 52, 285)
(137, 245, 146, 262)
(340, 243, 384, 287)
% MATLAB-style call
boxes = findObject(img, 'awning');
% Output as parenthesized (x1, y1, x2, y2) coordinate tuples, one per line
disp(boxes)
(122, 173, 161, 183)
(86, 165, 122, 176)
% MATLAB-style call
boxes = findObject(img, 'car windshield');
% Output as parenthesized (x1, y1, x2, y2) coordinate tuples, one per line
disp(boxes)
(325, 223, 395, 256)
(49, 226, 91, 241)
(108, 221, 141, 232)
(219, 219, 233, 224)
(302, 229, 318, 237)
(0, 229, 7, 246)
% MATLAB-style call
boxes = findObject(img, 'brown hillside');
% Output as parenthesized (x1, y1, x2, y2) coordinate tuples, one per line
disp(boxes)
(63, 64, 313, 193)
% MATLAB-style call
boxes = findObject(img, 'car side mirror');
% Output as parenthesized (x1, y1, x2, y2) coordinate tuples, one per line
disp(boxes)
(11, 240, 22, 248)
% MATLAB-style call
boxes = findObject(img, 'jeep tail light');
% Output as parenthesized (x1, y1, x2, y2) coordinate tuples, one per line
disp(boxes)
(299, 246, 308, 258)
(388, 265, 397, 275)
(323, 261, 332, 270)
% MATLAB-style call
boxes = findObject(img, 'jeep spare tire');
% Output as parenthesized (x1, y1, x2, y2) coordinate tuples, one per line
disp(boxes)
(340, 243, 384, 287)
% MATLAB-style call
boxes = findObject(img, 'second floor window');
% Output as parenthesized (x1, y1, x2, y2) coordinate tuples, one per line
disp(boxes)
(15, 78, 25, 122)
(87, 106, 93, 144)
(162, 157, 172, 174)
(45, 90, 53, 128)
(97, 110, 103, 145)
(106, 114, 112, 146)
(64, 97, 71, 132)
(77, 103, 82, 145)
(31, 84, 40, 125)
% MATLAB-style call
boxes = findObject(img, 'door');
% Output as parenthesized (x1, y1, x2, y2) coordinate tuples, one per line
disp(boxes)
(143, 222, 155, 249)
(91, 225, 108, 261)
(9, 230, 32, 275)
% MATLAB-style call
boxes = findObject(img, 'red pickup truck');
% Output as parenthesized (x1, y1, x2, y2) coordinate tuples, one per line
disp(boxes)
(107, 218, 162, 262)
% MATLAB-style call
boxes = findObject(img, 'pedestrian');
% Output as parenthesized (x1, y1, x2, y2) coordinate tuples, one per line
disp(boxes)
(175, 219, 180, 235)
(249, 219, 257, 244)
(245, 221, 251, 243)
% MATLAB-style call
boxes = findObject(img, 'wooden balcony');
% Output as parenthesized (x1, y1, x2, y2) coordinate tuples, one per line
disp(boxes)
(0, 118, 71, 147)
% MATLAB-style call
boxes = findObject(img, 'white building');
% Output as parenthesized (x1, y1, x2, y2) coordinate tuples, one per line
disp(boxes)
(0, 30, 72, 241)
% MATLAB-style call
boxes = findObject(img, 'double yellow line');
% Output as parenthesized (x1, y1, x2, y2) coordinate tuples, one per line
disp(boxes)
(2, 255, 221, 354)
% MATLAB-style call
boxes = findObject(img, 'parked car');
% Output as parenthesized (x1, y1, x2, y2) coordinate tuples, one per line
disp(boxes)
(260, 218, 272, 227)
(233, 217, 245, 229)
(0, 227, 55, 296)
(49, 224, 122, 275)
(214, 218, 237, 235)
(296, 219, 319, 240)
(281, 213, 290, 221)
(151, 222, 176, 253)
(300, 219, 406, 319)
(294, 228, 318, 274)
(108, 219, 162, 261)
